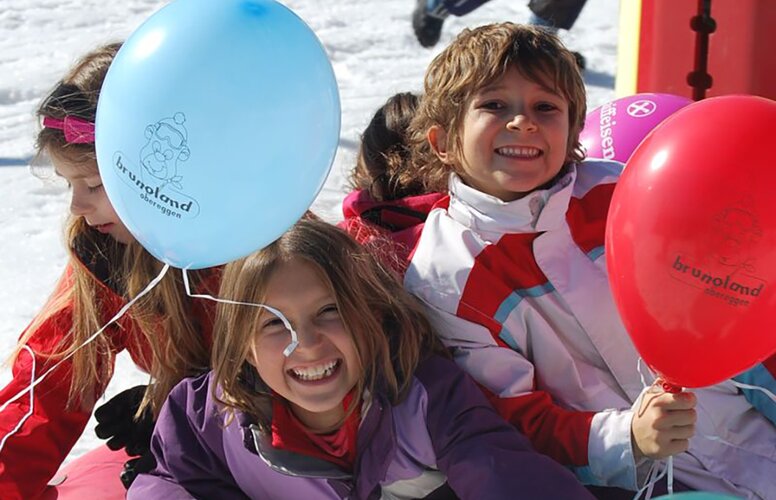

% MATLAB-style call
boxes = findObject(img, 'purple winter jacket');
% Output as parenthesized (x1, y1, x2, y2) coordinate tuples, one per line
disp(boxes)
(128, 355, 593, 499)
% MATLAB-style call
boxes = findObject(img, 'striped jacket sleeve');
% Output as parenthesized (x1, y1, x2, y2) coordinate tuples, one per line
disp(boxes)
(421, 300, 641, 489)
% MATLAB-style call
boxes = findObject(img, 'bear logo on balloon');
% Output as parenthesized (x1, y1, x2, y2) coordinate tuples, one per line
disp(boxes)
(669, 199, 766, 309)
(111, 112, 200, 220)
(713, 199, 762, 271)
(140, 112, 190, 188)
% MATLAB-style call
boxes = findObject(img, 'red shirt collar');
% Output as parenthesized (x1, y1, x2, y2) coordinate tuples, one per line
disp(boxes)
(270, 392, 360, 472)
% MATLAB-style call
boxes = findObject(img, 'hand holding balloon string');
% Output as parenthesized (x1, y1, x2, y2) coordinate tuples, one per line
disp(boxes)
(631, 380, 697, 461)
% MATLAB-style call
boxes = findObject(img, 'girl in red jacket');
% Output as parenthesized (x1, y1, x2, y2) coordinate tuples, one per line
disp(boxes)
(0, 43, 218, 500)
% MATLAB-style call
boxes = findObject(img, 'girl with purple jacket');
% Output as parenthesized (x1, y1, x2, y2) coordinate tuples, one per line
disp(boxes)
(129, 219, 592, 499)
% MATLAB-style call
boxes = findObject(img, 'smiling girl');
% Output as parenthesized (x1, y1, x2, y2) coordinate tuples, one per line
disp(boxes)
(129, 219, 592, 499)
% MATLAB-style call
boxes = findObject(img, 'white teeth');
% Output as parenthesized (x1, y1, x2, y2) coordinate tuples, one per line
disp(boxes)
(497, 146, 541, 158)
(290, 360, 339, 381)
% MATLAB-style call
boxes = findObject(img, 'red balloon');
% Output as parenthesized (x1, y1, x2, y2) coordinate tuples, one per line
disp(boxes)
(606, 95, 776, 388)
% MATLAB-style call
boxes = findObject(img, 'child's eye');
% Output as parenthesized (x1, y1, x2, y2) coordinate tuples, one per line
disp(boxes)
(318, 304, 340, 319)
(479, 101, 504, 111)
(536, 102, 559, 112)
(261, 317, 288, 333)
(87, 184, 103, 193)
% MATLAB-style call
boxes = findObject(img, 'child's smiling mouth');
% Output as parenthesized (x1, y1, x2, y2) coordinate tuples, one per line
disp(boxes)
(495, 146, 543, 159)
(288, 359, 342, 382)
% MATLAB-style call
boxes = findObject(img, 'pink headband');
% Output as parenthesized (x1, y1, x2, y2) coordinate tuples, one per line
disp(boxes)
(42, 115, 95, 144)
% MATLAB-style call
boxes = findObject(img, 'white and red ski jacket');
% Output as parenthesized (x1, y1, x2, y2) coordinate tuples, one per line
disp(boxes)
(405, 160, 775, 498)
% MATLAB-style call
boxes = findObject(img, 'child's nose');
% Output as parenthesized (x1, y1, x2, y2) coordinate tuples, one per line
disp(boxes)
(69, 190, 94, 216)
(294, 323, 324, 349)
(507, 113, 538, 132)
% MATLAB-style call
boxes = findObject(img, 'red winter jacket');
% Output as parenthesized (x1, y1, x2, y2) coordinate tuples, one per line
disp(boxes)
(339, 189, 445, 274)
(0, 237, 217, 500)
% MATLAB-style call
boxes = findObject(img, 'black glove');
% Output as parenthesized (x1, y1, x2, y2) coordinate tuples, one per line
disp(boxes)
(94, 385, 155, 456)
(119, 451, 157, 489)
(420, 482, 458, 500)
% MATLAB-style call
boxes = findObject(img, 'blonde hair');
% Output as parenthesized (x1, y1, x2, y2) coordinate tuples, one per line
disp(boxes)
(122, 245, 214, 417)
(349, 92, 426, 201)
(212, 219, 443, 428)
(34, 43, 120, 168)
(15, 42, 213, 417)
(410, 23, 587, 193)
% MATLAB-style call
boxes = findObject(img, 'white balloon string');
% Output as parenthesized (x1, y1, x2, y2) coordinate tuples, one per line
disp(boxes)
(632, 459, 668, 500)
(181, 269, 298, 357)
(631, 358, 673, 500)
(693, 402, 738, 448)
(0, 263, 169, 453)
(637, 357, 656, 388)
(0, 346, 35, 453)
(730, 379, 776, 403)
(645, 463, 658, 499)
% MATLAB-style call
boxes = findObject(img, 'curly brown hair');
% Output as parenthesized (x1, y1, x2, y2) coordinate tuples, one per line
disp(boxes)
(409, 23, 587, 193)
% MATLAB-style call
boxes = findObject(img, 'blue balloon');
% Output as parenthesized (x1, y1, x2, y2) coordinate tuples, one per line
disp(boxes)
(96, 0, 340, 269)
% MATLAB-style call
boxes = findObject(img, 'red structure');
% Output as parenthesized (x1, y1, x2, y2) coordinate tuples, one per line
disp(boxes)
(616, 0, 776, 100)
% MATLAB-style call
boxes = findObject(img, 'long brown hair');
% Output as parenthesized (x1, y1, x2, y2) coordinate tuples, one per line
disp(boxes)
(15, 42, 212, 416)
(212, 219, 443, 428)
(410, 23, 587, 193)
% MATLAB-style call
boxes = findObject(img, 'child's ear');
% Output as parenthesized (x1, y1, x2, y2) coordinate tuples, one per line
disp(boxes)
(244, 346, 260, 370)
(427, 125, 453, 164)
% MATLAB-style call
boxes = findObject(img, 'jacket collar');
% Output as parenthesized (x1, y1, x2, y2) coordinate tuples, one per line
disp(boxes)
(249, 424, 353, 480)
(341, 189, 445, 232)
(446, 164, 576, 237)
(238, 392, 394, 499)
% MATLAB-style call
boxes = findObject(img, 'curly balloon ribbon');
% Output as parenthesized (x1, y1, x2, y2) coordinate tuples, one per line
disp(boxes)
(181, 269, 298, 357)
(730, 380, 776, 403)
(0, 346, 35, 452)
(633, 458, 671, 500)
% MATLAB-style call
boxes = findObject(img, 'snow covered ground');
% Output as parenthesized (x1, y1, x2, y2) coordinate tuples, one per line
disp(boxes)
(0, 0, 618, 460)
